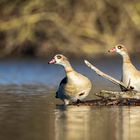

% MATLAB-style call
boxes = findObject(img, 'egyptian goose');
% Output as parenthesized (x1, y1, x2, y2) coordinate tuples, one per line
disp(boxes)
(48, 54, 92, 105)
(109, 44, 140, 91)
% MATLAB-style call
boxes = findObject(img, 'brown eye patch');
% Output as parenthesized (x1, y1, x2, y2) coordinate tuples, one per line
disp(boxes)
(57, 55, 62, 59)
(117, 45, 122, 49)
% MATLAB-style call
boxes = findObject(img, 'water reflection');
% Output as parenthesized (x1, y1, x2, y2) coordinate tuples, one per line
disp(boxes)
(55, 106, 91, 140)
(0, 90, 140, 140)
(55, 106, 140, 140)
(0, 92, 56, 140)
(122, 107, 140, 140)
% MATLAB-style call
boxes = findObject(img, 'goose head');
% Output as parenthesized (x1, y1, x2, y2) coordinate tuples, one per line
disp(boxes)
(108, 44, 127, 56)
(48, 54, 69, 67)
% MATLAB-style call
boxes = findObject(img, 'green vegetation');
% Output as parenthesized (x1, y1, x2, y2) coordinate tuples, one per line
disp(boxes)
(0, 0, 140, 57)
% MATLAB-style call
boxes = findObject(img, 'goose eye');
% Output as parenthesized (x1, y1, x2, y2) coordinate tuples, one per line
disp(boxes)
(117, 45, 122, 49)
(57, 55, 62, 59)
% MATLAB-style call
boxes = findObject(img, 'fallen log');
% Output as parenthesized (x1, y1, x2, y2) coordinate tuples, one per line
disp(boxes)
(95, 90, 140, 99)
(74, 59, 140, 106)
(71, 98, 140, 106)
(71, 90, 140, 106)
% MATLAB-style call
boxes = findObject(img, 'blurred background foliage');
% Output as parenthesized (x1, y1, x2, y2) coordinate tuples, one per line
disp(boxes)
(0, 0, 140, 57)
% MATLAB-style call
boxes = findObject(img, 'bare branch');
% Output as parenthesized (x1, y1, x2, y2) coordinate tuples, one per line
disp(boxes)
(96, 90, 140, 100)
(84, 60, 134, 91)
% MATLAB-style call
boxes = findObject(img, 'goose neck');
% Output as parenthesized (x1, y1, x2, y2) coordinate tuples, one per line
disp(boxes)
(122, 52, 131, 63)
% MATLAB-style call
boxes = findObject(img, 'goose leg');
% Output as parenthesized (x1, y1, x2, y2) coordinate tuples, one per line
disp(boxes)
(64, 99, 70, 105)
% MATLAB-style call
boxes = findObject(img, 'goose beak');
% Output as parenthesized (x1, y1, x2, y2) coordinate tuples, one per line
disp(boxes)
(48, 58, 56, 64)
(108, 47, 116, 53)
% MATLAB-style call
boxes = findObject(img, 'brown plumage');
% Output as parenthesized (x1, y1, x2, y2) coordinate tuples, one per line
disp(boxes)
(48, 54, 92, 105)
(109, 44, 140, 91)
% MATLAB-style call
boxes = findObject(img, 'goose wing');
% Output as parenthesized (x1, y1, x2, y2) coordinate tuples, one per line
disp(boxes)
(56, 77, 67, 98)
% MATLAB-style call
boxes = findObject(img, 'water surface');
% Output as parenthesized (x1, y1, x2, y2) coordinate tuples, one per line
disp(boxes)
(0, 56, 139, 140)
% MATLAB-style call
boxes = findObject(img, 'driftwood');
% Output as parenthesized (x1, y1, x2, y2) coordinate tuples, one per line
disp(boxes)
(96, 90, 140, 99)
(69, 60, 140, 106)
(71, 90, 140, 106)
(72, 98, 140, 106)
(84, 60, 134, 91)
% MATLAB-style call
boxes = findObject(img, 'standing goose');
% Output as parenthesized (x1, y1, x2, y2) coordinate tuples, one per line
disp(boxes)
(48, 54, 92, 105)
(109, 44, 140, 91)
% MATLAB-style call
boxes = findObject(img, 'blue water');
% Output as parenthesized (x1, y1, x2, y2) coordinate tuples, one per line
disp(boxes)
(0, 57, 124, 90)
(0, 58, 52, 85)
(0, 55, 139, 92)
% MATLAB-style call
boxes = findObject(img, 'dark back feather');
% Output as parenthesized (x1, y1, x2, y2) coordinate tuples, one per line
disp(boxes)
(55, 77, 67, 98)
